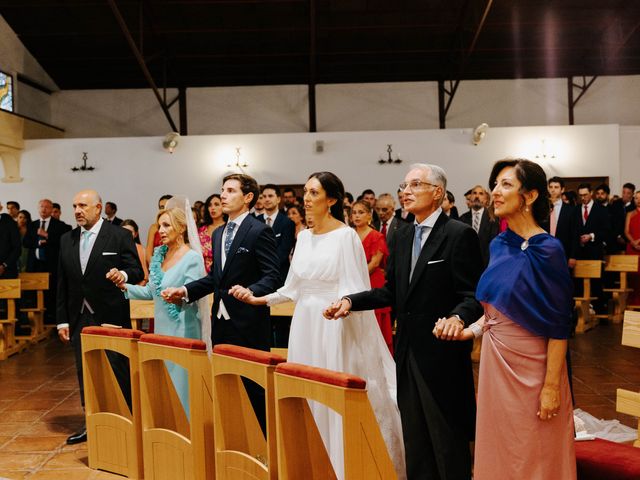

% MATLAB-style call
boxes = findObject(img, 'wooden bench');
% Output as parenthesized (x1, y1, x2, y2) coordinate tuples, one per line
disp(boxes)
(212, 344, 286, 480)
(573, 260, 602, 333)
(81, 326, 145, 479)
(0, 279, 26, 360)
(129, 299, 154, 332)
(270, 302, 295, 317)
(274, 362, 398, 480)
(138, 334, 215, 480)
(616, 310, 640, 447)
(15, 272, 51, 344)
(602, 255, 639, 323)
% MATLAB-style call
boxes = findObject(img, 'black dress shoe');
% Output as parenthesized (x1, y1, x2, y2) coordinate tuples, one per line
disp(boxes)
(66, 428, 87, 445)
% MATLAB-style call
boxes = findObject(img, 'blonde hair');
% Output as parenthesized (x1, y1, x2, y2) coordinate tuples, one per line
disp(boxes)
(157, 207, 189, 243)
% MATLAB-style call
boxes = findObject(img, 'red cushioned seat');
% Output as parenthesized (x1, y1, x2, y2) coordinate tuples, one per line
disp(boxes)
(82, 326, 145, 339)
(139, 333, 206, 350)
(575, 438, 640, 480)
(275, 362, 367, 389)
(213, 343, 286, 365)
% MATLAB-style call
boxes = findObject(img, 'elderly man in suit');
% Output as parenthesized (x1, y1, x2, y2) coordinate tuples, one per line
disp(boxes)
(57, 190, 143, 444)
(460, 185, 499, 268)
(375, 193, 408, 248)
(326, 163, 483, 480)
(163, 173, 281, 430)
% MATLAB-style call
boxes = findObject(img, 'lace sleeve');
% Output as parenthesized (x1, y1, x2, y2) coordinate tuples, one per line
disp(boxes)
(265, 291, 292, 306)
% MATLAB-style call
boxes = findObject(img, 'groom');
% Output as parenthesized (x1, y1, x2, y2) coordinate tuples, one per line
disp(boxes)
(326, 164, 483, 480)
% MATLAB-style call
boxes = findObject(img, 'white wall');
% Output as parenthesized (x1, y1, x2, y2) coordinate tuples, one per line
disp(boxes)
(2, 124, 621, 240)
(620, 126, 640, 191)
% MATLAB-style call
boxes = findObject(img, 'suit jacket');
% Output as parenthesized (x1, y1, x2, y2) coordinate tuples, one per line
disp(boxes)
(606, 200, 628, 253)
(0, 213, 20, 278)
(348, 213, 483, 438)
(459, 208, 499, 267)
(576, 202, 611, 260)
(105, 216, 123, 226)
(56, 221, 143, 335)
(394, 208, 415, 223)
(258, 211, 295, 279)
(542, 203, 579, 260)
(23, 217, 68, 274)
(185, 214, 281, 350)
(377, 216, 410, 250)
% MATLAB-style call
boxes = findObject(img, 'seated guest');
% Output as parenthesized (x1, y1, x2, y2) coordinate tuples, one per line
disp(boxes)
(17, 210, 32, 272)
(145, 194, 173, 266)
(104, 201, 123, 225)
(121, 219, 149, 285)
(625, 191, 640, 305)
(111, 200, 208, 418)
(351, 200, 393, 353)
(286, 205, 306, 238)
(198, 194, 226, 273)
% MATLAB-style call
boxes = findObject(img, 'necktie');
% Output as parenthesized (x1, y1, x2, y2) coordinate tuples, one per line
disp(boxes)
(37, 220, 47, 261)
(583, 205, 589, 224)
(266, 216, 272, 227)
(472, 211, 480, 232)
(410, 225, 426, 279)
(550, 207, 558, 237)
(224, 222, 236, 255)
(381, 221, 387, 236)
(81, 230, 91, 253)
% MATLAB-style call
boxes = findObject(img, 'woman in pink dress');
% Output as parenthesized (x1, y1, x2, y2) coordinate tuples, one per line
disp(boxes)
(197, 194, 226, 273)
(625, 191, 640, 305)
(351, 200, 394, 353)
(435, 159, 576, 480)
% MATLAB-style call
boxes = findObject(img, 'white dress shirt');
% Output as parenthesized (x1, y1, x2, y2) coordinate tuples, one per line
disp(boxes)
(35, 216, 52, 260)
(414, 207, 442, 248)
(218, 211, 251, 320)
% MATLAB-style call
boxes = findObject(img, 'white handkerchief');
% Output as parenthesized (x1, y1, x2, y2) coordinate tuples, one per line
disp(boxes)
(102, 252, 117, 256)
(427, 259, 444, 265)
(275, 233, 281, 237)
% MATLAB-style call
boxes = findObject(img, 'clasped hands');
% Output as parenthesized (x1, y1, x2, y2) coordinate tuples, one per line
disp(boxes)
(106, 268, 126, 289)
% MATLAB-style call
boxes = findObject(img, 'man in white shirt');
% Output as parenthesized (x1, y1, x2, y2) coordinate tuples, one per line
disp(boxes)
(546, 176, 577, 267)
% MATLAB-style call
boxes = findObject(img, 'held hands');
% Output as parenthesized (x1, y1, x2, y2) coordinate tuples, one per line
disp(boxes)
(229, 285, 266, 305)
(323, 298, 351, 320)
(161, 287, 185, 305)
(432, 317, 469, 341)
(106, 268, 126, 289)
(537, 384, 561, 421)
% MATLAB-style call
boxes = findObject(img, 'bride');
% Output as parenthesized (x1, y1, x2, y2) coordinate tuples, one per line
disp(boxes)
(230, 172, 406, 479)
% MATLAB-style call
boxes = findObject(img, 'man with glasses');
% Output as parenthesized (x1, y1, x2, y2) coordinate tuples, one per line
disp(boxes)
(375, 193, 407, 248)
(325, 163, 483, 480)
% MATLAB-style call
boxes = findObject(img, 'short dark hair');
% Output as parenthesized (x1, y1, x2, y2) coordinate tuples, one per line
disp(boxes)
(548, 176, 565, 188)
(577, 183, 592, 192)
(283, 187, 295, 195)
(623, 182, 636, 192)
(52, 202, 61, 210)
(488, 158, 550, 226)
(106, 201, 117, 212)
(446, 190, 455, 203)
(158, 194, 173, 208)
(202, 194, 223, 226)
(121, 218, 141, 244)
(223, 173, 260, 209)
(7, 201, 19, 210)
(595, 183, 610, 195)
(261, 183, 281, 196)
(308, 171, 345, 223)
(361, 189, 375, 197)
(344, 192, 354, 203)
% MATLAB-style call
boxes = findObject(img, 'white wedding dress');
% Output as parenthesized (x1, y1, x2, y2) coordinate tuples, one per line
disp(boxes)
(266, 227, 406, 480)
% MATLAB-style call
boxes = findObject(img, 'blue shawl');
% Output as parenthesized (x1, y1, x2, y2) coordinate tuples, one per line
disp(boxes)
(476, 229, 573, 339)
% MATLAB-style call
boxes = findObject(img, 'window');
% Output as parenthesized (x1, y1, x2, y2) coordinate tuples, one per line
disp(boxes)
(0, 71, 14, 112)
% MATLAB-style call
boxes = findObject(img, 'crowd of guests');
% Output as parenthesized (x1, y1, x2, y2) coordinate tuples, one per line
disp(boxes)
(2, 166, 640, 479)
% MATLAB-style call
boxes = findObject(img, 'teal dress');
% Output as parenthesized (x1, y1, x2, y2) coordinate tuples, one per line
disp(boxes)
(125, 245, 205, 418)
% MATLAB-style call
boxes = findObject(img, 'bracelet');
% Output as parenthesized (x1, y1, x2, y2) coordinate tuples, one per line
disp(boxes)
(469, 322, 484, 338)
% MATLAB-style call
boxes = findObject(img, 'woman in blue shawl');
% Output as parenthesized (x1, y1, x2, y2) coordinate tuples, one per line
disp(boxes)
(435, 159, 576, 479)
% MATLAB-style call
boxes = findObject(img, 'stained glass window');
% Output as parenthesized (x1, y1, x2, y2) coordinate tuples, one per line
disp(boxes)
(0, 71, 14, 112)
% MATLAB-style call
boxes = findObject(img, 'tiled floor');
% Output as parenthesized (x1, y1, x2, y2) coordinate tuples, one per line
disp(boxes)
(0, 321, 639, 479)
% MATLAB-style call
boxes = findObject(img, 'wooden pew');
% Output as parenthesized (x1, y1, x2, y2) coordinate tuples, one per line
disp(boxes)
(81, 326, 145, 479)
(616, 310, 640, 447)
(270, 301, 295, 317)
(274, 362, 397, 480)
(602, 255, 639, 323)
(212, 344, 286, 480)
(0, 279, 26, 360)
(138, 334, 215, 480)
(15, 272, 51, 344)
(129, 299, 154, 332)
(573, 260, 602, 333)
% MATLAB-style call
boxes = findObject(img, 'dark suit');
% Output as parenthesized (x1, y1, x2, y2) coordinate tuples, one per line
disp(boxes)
(394, 208, 415, 223)
(258, 211, 295, 280)
(185, 213, 281, 430)
(0, 213, 20, 278)
(576, 202, 611, 261)
(105, 216, 123, 226)
(542, 203, 579, 260)
(348, 213, 483, 480)
(459, 208, 499, 268)
(57, 220, 143, 406)
(378, 216, 409, 250)
(23, 217, 68, 322)
(606, 200, 628, 254)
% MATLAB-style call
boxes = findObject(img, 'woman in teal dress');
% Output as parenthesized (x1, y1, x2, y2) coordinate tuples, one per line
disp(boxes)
(110, 197, 208, 418)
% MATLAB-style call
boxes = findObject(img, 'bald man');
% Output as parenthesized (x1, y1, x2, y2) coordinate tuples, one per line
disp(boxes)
(56, 190, 143, 445)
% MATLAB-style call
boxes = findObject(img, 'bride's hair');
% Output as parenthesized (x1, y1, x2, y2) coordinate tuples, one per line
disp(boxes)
(308, 171, 345, 223)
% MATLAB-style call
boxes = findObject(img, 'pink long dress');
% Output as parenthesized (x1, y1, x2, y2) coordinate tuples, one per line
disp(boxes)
(474, 303, 576, 480)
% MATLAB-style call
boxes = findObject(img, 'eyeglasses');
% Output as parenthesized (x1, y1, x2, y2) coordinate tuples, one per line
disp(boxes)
(399, 180, 438, 191)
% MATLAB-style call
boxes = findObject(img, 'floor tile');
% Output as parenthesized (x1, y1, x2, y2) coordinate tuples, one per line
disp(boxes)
(0, 452, 48, 470)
